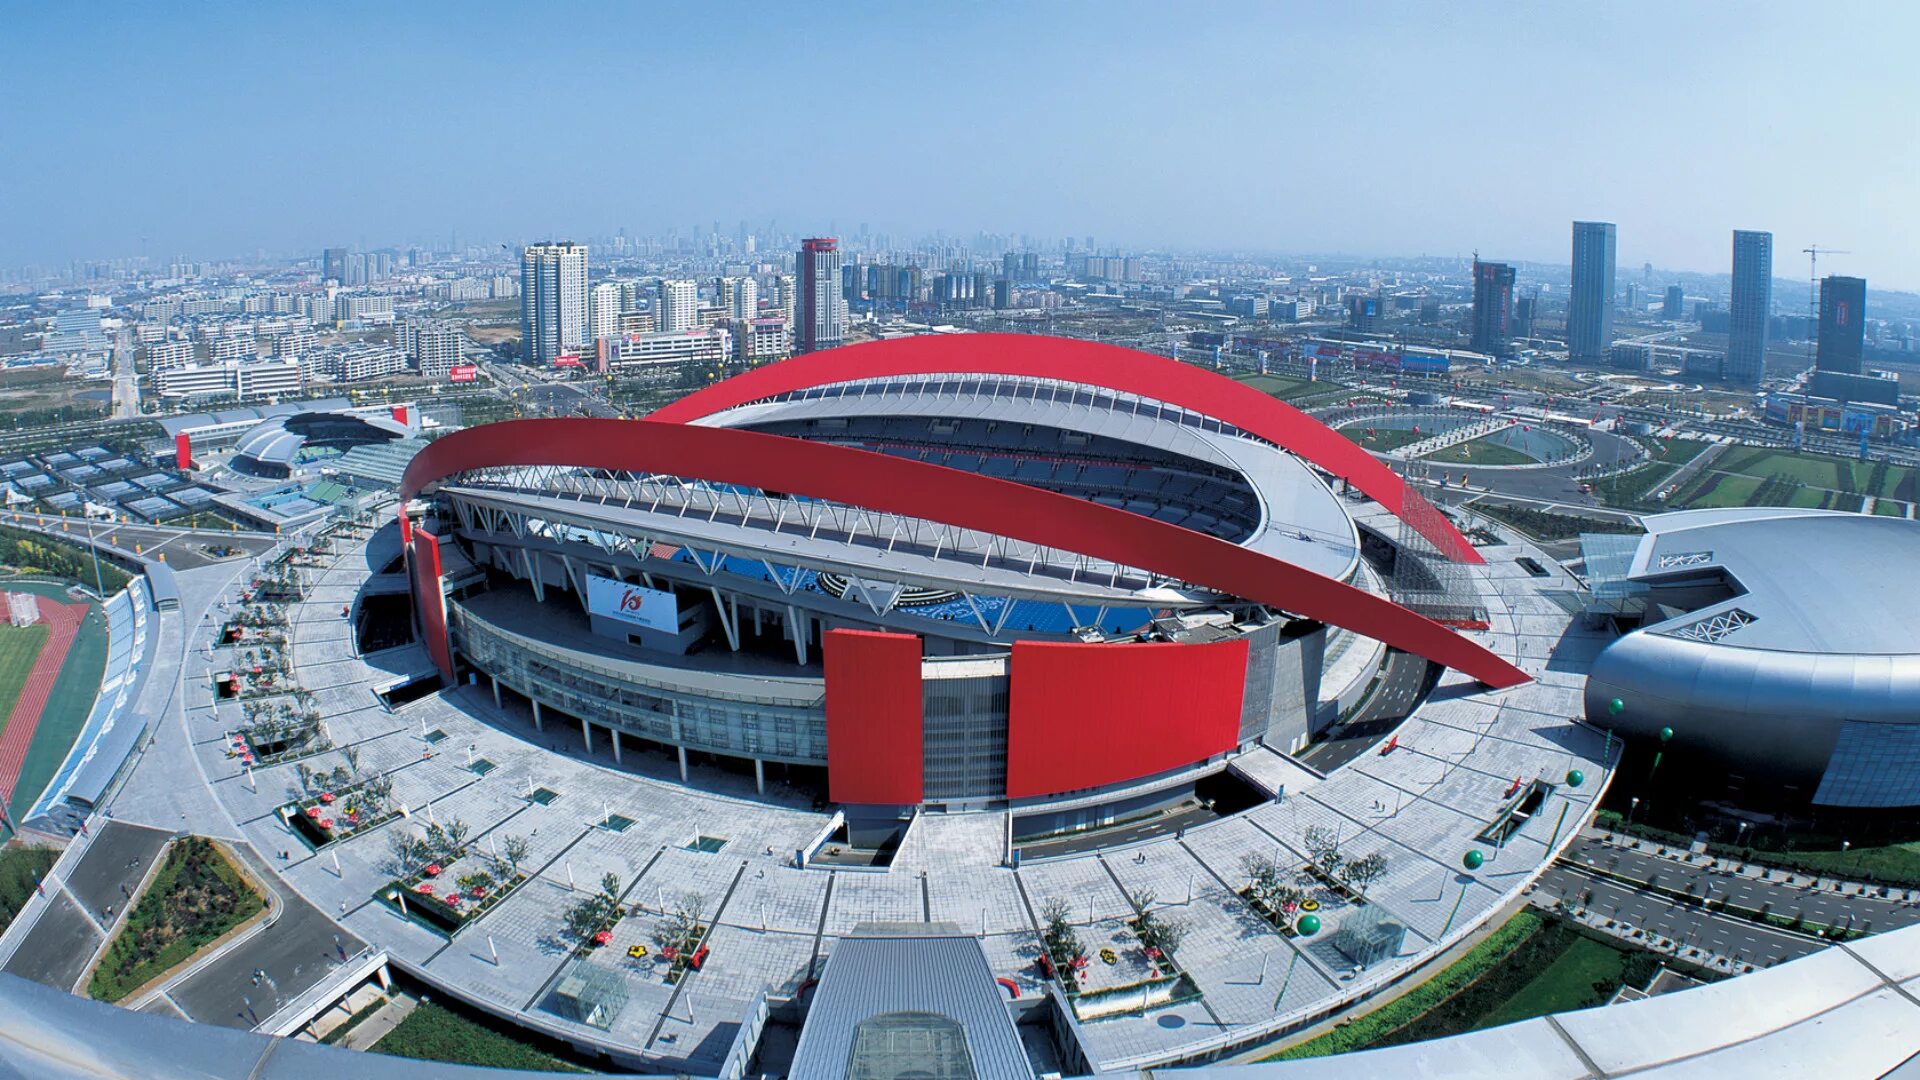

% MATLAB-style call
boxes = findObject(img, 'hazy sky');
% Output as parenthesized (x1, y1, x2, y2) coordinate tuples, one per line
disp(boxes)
(4, 1, 1917, 288)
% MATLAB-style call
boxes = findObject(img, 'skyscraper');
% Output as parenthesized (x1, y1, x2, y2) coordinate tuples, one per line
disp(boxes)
(656, 279, 697, 333)
(588, 282, 622, 344)
(796, 238, 843, 354)
(520, 242, 588, 365)
(1663, 285, 1685, 320)
(1568, 221, 1616, 363)
(1816, 275, 1867, 374)
(321, 247, 347, 284)
(1469, 259, 1515, 356)
(1727, 230, 1772, 383)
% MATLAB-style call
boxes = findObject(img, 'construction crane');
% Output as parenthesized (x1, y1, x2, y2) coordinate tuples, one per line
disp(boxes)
(1801, 244, 1851, 379)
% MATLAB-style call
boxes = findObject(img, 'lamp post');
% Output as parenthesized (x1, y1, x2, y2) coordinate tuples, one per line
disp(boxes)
(1274, 914, 1319, 1008)
(1441, 850, 1483, 939)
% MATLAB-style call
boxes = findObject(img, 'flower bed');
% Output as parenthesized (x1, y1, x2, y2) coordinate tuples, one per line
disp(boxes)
(376, 866, 529, 938)
(282, 793, 397, 850)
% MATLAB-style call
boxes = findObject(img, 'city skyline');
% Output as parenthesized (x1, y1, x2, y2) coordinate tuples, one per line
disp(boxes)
(4, 2, 1918, 289)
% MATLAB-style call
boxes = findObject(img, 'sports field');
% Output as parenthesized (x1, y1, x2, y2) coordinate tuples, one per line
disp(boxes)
(1669, 445, 1917, 512)
(0, 582, 107, 829)
(1341, 427, 1431, 453)
(1424, 435, 1534, 466)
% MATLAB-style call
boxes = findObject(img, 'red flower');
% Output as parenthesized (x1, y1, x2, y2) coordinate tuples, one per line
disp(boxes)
(424, 864, 442, 877)
(445, 893, 462, 906)
(304, 806, 321, 818)
(318, 792, 335, 804)
(1145, 946, 1162, 959)
(318, 818, 334, 829)
(415, 883, 434, 894)
(593, 930, 612, 945)
(470, 886, 488, 899)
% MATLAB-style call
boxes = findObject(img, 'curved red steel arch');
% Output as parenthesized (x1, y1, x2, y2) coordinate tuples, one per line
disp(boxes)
(401, 419, 1528, 688)
(646, 333, 1482, 565)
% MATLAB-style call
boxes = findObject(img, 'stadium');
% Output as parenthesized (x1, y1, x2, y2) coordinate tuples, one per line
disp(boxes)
(1585, 507, 1920, 807)
(397, 335, 1527, 847)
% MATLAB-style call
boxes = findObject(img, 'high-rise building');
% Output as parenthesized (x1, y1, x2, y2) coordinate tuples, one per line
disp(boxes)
(796, 238, 843, 354)
(1469, 259, 1515, 356)
(1727, 230, 1773, 383)
(520, 242, 588, 365)
(656, 279, 698, 333)
(1816, 275, 1867, 375)
(1663, 285, 1685, 320)
(725, 276, 757, 321)
(1568, 221, 1617, 362)
(321, 247, 347, 284)
(589, 282, 623, 343)
(1513, 296, 1537, 338)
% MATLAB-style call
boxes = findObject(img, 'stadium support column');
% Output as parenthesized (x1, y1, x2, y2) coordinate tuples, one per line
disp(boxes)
(491, 675, 500, 709)
(582, 718, 593, 754)
(677, 746, 689, 782)
(754, 759, 765, 795)
(532, 699, 544, 732)
(611, 728, 622, 765)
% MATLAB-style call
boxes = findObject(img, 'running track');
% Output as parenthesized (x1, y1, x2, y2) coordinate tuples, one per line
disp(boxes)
(0, 598, 87, 805)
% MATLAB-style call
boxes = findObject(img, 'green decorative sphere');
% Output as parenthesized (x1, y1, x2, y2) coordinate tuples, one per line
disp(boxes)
(1296, 913, 1321, 936)
(1463, 849, 1485, 871)
(1566, 769, 1585, 788)
(1658, 726, 1674, 743)
(1608, 697, 1625, 715)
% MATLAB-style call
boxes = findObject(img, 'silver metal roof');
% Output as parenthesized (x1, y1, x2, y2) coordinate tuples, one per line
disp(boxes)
(1631, 509, 1920, 656)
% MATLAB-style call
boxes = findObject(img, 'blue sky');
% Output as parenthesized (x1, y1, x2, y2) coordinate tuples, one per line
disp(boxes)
(3, 1, 1917, 288)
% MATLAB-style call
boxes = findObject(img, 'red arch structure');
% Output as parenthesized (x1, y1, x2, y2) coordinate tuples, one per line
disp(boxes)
(400, 419, 1528, 688)
(648, 334, 1482, 565)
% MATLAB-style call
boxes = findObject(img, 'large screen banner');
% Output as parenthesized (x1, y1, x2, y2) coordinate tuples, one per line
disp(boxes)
(585, 573, 679, 633)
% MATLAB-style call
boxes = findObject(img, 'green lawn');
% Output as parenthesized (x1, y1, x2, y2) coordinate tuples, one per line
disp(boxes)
(1646, 438, 1712, 466)
(3, 585, 107, 827)
(1674, 446, 1917, 510)
(1424, 435, 1535, 466)
(0, 845, 58, 933)
(1342, 427, 1433, 453)
(89, 838, 265, 1002)
(373, 1001, 587, 1072)
(1239, 373, 1316, 398)
(1874, 499, 1912, 517)
(1470, 935, 1639, 1030)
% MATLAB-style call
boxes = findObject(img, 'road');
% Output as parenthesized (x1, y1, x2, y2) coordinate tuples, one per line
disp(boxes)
(110, 328, 140, 420)
(1537, 861, 1828, 970)
(1298, 649, 1434, 772)
(0, 821, 175, 992)
(1565, 833, 1920, 937)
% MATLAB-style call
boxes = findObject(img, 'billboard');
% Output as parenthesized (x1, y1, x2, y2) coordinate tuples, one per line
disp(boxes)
(585, 573, 679, 633)
(448, 363, 478, 382)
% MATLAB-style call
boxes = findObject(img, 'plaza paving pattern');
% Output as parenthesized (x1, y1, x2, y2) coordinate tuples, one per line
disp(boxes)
(52, 499, 1610, 1072)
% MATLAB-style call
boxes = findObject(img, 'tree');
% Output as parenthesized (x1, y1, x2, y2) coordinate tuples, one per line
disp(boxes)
(499, 835, 530, 879)
(1340, 851, 1389, 898)
(1242, 852, 1284, 912)
(1038, 897, 1083, 975)
(651, 891, 704, 952)
(1304, 825, 1344, 879)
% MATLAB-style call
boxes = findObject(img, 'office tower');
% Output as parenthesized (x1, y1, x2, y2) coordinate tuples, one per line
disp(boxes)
(1624, 283, 1642, 311)
(796, 238, 843, 354)
(1727, 230, 1773, 383)
(726, 276, 757, 321)
(1663, 285, 1685, 320)
(321, 247, 347, 284)
(1568, 221, 1617, 362)
(1512, 296, 1537, 338)
(520, 241, 588, 365)
(589, 282, 622, 343)
(1345, 294, 1381, 333)
(1817, 275, 1867, 374)
(1470, 259, 1516, 356)
(656, 279, 698, 333)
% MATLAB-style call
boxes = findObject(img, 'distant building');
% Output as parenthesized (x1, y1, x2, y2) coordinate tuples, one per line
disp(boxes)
(520, 242, 588, 366)
(1345, 294, 1382, 333)
(656, 279, 698, 334)
(1727, 230, 1772, 383)
(144, 339, 196, 372)
(1569, 221, 1617, 362)
(400, 318, 465, 378)
(1469, 260, 1515, 356)
(155, 358, 302, 400)
(1663, 284, 1685, 319)
(796, 238, 843, 354)
(321, 247, 347, 284)
(595, 328, 731, 375)
(588, 282, 622, 343)
(740, 316, 790, 362)
(1512, 296, 1536, 338)
(1816, 275, 1867, 374)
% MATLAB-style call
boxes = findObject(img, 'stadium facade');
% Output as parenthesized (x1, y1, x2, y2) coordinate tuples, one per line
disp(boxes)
(1585, 509, 1920, 807)
(398, 336, 1524, 840)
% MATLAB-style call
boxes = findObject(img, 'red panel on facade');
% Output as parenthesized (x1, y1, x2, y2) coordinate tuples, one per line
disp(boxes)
(391, 404, 409, 426)
(1006, 639, 1247, 800)
(174, 432, 192, 471)
(410, 526, 452, 682)
(647, 334, 1481, 564)
(824, 629, 923, 805)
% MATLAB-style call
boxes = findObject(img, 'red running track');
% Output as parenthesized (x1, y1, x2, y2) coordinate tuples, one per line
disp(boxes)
(0, 599, 87, 804)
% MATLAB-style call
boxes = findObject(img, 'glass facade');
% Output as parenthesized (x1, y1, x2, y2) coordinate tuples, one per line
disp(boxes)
(451, 601, 829, 765)
(1814, 720, 1920, 808)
